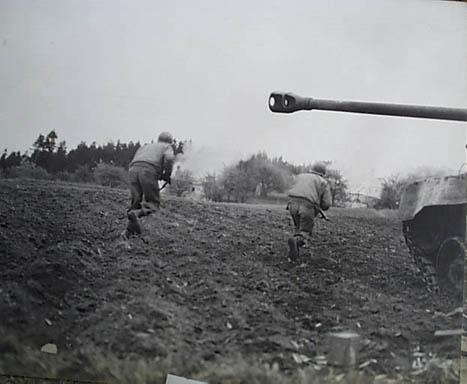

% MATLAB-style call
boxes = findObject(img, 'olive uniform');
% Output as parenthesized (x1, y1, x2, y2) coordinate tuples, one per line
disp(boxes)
(286, 163, 332, 260)
(124, 132, 175, 237)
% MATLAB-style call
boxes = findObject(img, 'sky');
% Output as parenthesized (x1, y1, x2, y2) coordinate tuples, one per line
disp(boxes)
(1, 0, 466, 194)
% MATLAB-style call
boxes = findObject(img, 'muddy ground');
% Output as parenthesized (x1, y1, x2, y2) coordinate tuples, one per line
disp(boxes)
(0, 179, 462, 379)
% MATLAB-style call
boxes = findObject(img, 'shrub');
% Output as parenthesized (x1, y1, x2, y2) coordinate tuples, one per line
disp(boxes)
(2, 163, 52, 180)
(54, 170, 73, 182)
(71, 165, 95, 183)
(93, 163, 128, 188)
(202, 173, 225, 202)
(169, 168, 195, 197)
(375, 175, 405, 209)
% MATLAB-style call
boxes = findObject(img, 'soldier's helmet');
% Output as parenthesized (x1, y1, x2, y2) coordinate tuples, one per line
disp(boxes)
(158, 132, 174, 144)
(311, 162, 327, 176)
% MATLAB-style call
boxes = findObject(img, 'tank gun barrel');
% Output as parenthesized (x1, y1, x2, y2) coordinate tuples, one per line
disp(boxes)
(269, 92, 467, 122)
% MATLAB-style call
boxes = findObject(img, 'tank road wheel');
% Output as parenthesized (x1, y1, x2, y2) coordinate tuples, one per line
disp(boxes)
(436, 237, 465, 297)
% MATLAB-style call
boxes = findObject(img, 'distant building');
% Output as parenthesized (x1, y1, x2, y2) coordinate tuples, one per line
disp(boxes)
(186, 180, 204, 200)
(346, 193, 380, 208)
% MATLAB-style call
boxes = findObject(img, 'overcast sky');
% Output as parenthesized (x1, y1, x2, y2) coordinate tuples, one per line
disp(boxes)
(1, 0, 466, 193)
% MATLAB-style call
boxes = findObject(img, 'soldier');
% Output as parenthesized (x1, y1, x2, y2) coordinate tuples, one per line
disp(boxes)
(123, 131, 176, 237)
(286, 162, 332, 261)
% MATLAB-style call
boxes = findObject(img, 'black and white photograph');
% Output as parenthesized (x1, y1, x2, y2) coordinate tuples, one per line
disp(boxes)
(1, 0, 467, 383)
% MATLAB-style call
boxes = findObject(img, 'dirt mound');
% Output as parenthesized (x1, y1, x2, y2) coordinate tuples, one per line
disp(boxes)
(0, 179, 462, 378)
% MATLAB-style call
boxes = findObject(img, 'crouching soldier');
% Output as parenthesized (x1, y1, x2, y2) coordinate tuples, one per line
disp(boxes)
(286, 162, 332, 261)
(123, 131, 176, 237)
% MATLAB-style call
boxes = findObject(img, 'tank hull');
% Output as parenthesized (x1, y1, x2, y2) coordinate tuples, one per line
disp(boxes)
(399, 174, 467, 221)
(400, 175, 467, 295)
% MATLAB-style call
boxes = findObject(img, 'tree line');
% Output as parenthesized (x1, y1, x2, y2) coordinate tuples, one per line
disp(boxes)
(0, 131, 186, 187)
(2, 131, 353, 207)
(1, 131, 185, 173)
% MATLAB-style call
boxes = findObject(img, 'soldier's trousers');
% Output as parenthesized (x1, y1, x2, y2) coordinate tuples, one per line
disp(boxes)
(287, 197, 318, 243)
(128, 162, 161, 216)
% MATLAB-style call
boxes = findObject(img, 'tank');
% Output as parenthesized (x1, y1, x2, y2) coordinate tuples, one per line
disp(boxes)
(269, 91, 467, 295)
(399, 175, 467, 296)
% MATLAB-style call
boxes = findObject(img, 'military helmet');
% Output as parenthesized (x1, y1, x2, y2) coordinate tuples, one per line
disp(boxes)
(158, 132, 174, 144)
(311, 162, 327, 176)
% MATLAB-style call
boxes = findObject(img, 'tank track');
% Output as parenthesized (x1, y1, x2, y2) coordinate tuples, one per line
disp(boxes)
(402, 223, 440, 294)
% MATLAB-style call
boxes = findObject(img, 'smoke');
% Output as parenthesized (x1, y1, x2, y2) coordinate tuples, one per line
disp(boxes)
(334, 162, 460, 197)
(174, 143, 245, 178)
(401, 165, 458, 181)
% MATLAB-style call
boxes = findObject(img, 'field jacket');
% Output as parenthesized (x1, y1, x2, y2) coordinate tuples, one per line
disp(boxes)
(287, 171, 332, 211)
(130, 142, 175, 176)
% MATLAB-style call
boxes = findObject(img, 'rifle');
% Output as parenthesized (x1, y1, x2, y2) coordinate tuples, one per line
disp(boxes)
(159, 169, 171, 191)
(159, 181, 169, 191)
(314, 204, 330, 221)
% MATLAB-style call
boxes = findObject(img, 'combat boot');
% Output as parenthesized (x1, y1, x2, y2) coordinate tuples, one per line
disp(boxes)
(126, 211, 142, 236)
(287, 237, 299, 261)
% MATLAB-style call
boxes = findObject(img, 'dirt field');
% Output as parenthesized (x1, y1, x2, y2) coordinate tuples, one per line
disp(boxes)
(0, 179, 462, 381)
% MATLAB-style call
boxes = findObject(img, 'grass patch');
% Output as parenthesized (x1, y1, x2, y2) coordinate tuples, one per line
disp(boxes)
(0, 331, 459, 384)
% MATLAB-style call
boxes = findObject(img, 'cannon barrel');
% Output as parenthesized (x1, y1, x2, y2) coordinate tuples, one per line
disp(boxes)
(269, 92, 467, 122)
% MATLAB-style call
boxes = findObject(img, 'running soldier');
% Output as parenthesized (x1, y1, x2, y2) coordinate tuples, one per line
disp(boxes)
(286, 162, 332, 261)
(123, 131, 176, 237)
